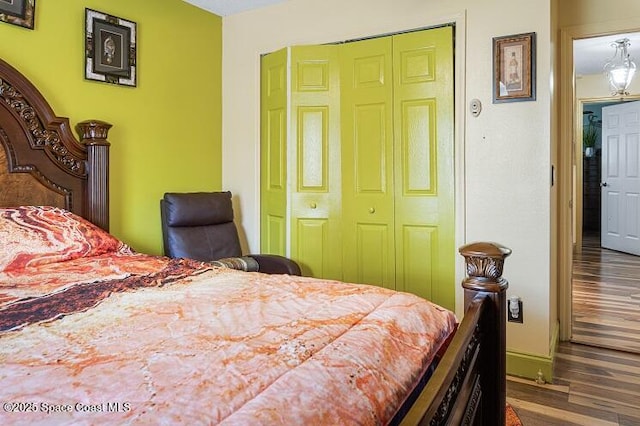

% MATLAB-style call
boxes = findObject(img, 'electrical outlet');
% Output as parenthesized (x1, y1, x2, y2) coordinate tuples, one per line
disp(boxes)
(507, 298, 523, 323)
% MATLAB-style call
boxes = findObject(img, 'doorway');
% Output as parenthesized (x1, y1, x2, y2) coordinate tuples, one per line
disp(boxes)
(574, 99, 620, 253)
(572, 100, 640, 353)
(559, 24, 640, 347)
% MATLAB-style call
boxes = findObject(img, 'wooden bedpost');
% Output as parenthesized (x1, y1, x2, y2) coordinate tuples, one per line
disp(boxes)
(399, 242, 511, 426)
(459, 242, 511, 426)
(76, 120, 112, 231)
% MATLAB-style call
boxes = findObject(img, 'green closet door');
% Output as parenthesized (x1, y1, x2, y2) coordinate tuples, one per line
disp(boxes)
(393, 27, 455, 309)
(260, 27, 455, 305)
(260, 48, 288, 256)
(289, 45, 343, 280)
(340, 37, 396, 288)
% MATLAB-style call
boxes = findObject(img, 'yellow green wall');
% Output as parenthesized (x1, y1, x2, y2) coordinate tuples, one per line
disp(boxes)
(0, 0, 222, 254)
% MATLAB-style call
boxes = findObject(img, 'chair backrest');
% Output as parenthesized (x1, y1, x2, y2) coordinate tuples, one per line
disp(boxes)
(160, 191, 242, 261)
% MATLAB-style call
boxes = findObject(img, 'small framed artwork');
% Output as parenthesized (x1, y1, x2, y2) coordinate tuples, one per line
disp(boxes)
(0, 0, 35, 29)
(492, 32, 536, 103)
(85, 8, 137, 87)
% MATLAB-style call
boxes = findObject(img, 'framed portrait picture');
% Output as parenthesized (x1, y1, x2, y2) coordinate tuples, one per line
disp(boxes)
(492, 32, 536, 103)
(85, 9, 137, 87)
(0, 0, 35, 29)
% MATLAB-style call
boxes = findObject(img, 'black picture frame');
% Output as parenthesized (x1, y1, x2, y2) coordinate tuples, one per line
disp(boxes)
(0, 0, 35, 29)
(85, 8, 137, 87)
(492, 32, 536, 103)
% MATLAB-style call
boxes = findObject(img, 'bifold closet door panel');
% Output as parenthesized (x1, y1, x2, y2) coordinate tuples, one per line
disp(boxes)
(340, 36, 396, 289)
(260, 48, 289, 258)
(393, 27, 455, 309)
(289, 45, 344, 280)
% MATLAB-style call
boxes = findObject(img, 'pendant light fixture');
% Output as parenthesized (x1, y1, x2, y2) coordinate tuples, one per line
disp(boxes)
(603, 38, 636, 96)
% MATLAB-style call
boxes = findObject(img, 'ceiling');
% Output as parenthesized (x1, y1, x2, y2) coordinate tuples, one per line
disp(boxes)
(182, 0, 286, 16)
(574, 32, 640, 76)
(182, 1, 639, 78)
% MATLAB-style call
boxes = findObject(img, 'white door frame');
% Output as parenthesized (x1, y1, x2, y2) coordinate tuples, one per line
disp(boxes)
(559, 20, 640, 341)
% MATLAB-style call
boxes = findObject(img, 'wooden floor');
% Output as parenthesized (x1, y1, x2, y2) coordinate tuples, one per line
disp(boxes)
(506, 233, 640, 425)
(571, 233, 640, 353)
(507, 342, 640, 425)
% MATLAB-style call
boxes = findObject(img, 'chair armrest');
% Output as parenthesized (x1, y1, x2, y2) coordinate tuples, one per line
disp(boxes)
(248, 254, 302, 276)
(211, 256, 259, 272)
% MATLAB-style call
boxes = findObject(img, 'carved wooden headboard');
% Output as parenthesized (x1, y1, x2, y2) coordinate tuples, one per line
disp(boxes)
(0, 58, 111, 230)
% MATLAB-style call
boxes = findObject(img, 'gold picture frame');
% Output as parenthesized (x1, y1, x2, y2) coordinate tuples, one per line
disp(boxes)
(492, 32, 536, 103)
(0, 0, 35, 29)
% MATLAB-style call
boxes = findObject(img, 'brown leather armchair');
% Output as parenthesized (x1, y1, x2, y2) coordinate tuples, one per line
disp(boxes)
(160, 191, 301, 275)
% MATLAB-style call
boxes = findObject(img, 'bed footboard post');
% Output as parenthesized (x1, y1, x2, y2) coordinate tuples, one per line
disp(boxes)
(76, 120, 112, 231)
(459, 242, 511, 426)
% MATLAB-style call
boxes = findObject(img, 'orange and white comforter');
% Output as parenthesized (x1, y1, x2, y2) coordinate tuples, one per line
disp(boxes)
(0, 207, 457, 425)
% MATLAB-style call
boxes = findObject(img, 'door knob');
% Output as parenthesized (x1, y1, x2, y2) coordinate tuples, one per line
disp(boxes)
(600, 182, 608, 187)
(310, 202, 317, 209)
(368, 207, 375, 214)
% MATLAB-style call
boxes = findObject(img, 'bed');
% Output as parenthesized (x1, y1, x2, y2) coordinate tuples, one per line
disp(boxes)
(0, 57, 510, 425)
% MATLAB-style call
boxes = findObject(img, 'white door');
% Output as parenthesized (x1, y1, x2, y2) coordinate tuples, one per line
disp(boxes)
(601, 101, 640, 255)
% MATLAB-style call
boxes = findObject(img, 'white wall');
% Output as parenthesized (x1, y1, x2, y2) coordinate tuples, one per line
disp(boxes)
(222, 0, 552, 357)
(577, 72, 640, 99)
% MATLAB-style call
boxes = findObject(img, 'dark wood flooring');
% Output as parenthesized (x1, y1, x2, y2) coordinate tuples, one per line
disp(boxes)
(572, 233, 640, 353)
(507, 342, 640, 425)
(506, 233, 640, 425)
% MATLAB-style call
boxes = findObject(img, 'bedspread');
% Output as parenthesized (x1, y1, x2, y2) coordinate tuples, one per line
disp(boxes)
(0, 256, 456, 425)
